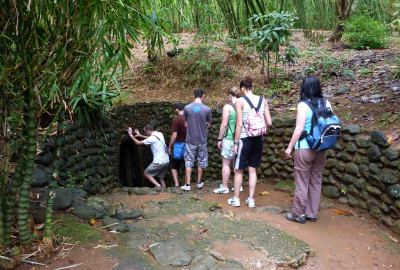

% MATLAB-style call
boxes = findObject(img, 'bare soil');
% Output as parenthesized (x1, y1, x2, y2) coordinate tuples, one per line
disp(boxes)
(119, 31, 400, 138)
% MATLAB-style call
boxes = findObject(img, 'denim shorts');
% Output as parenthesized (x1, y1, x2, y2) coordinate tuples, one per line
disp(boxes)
(221, 139, 235, 159)
(184, 143, 208, 168)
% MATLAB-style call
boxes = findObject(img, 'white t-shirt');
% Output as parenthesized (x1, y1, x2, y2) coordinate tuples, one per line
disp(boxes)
(143, 131, 169, 164)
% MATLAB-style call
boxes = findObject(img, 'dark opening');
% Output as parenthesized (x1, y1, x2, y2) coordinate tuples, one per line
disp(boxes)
(119, 140, 144, 187)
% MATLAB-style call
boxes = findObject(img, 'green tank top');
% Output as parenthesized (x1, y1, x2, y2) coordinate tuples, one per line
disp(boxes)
(224, 104, 236, 141)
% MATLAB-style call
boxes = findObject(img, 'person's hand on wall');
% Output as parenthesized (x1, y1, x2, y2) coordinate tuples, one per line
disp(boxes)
(127, 127, 133, 137)
(168, 146, 172, 155)
(134, 129, 141, 137)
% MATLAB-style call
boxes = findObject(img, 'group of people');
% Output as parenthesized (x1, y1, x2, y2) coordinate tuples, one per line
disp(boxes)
(128, 76, 332, 224)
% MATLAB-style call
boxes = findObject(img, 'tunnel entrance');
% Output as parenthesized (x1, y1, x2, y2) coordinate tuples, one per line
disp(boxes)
(119, 140, 144, 187)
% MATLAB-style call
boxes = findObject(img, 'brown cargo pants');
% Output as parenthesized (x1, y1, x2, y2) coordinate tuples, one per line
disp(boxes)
(292, 149, 327, 218)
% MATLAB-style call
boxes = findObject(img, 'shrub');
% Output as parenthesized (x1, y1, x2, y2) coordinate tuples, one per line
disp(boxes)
(343, 15, 387, 50)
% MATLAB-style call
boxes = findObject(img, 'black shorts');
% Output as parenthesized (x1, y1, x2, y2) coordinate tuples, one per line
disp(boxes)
(170, 157, 184, 170)
(234, 136, 263, 170)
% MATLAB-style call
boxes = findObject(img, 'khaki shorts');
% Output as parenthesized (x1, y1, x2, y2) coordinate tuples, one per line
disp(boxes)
(144, 162, 169, 179)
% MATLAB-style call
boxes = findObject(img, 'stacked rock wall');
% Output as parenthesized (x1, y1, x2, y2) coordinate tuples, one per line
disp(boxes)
(34, 102, 400, 234)
(34, 120, 118, 195)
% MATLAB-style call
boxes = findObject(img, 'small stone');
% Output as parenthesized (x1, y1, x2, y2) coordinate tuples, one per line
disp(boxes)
(370, 131, 389, 148)
(388, 114, 399, 123)
(380, 169, 399, 184)
(256, 205, 289, 214)
(366, 185, 382, 197)
(355, 136, 371, 148)
(368, 145, 381, 162)
(342, 125, 361, 134)
(354, 155, 368, 165)
(345, 143, 357, 153)
(335, 161, 345, 172)
(327, 149, 336, 157)
(370, 206, 382, 219)
(149, 241, 192, 267)
(325, 158, 336, 169)
(387, 185, 400, 199)
(338, 197, 348, 204)
(343, 134, 354, 142)
(381, 194, 393, 205)
(334, 88, 351, 96)
(342, 174, 356, 184)
(345, 163, 359, 175)
(384, 149, 400, 161)
(337, 153, 352, 162)
(368, 163, 380, 175)
(322, 186, 341, 199)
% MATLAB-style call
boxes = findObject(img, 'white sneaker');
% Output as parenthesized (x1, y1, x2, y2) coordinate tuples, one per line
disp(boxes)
(181, 184, 191, 191)
(214, 184, 229, 194)
(246, 197, 255, 208)
(227, 196, 240, 207)
(231, 186, 244, 192)
(197, 182, 204, 189)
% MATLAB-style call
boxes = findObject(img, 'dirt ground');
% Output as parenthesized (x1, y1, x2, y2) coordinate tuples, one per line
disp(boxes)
(23, 184, 400, 270)
(119, 31, 400, 136)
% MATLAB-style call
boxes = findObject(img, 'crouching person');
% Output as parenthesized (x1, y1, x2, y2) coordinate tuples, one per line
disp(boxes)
(128, 124, 169, 188)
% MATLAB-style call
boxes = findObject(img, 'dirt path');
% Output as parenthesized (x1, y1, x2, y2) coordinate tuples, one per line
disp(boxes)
(25, 183, 400, 270)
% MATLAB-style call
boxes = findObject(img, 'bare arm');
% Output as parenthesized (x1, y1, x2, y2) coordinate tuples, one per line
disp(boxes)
(134, 129, 148, 139)
(168, 132, 178, 154)
(233, 99, 244, 154)
(285, 104, 307, 157)
(263, 97, 272, 127)
(217, 105, 231, 148)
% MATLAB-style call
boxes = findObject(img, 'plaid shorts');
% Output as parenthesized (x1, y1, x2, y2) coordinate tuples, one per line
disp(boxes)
(184, 143, 208, 168)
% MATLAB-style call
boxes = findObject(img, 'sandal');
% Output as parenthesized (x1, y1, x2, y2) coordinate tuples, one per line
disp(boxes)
(286, 213, 306, 224)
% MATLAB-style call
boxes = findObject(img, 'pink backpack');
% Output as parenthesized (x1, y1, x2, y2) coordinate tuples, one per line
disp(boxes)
(242, 96, 266, 136)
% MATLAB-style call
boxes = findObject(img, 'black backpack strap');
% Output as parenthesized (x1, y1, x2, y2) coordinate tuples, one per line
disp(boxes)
(153, 133, 167, 152)
(224, 103, 236, 138)
(256, 96, 263, 112)
(242, 96, 255, 110)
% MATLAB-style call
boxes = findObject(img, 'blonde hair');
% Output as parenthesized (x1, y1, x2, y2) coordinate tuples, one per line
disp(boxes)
(227, 86, 241, 98)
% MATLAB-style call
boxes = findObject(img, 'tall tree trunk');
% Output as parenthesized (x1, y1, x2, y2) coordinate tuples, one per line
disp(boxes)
(43, 103, 64, 247)
(17, 91, 36, 246)
(329, 0, 357, 42)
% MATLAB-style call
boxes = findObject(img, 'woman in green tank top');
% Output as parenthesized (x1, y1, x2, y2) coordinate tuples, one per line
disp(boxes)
(214, 87, 241, 194)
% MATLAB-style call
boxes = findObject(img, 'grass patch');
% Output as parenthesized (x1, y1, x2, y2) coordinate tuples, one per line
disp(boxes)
(54, 214, 103, 244)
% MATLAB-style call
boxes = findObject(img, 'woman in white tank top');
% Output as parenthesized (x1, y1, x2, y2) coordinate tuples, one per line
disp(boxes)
(227, 77, 272, 208)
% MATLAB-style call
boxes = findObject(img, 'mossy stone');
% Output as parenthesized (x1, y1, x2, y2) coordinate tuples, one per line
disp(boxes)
(392, 220, 400, 235)
(343, 125, 361, 134)
(367, 145, 381, 162)
(322, 186, 341, 199)
(354, 155, 368, 165)
(387, 185, 400, 199)
(342, 174, 356, 184)
(326, 149, 336, 157)
(381, 194, 393, 205)
(366, 184, 382, 197)
(337, 153, 352, 162)
(345, 143, 357, 153)
(380, 169, 399, 184)
(335, 161, 345, 172)
(368, 163, 380, 175)
(370, 206, 383, 219)
(371, 131, 389, 148)
(348, 184, 359, 196)
(325, 158, 336, 169)
(355, 136, 371, 148)
(343, 134, 355, 142)
(359, 164, 369, 178)
(345, 163, 359, 175)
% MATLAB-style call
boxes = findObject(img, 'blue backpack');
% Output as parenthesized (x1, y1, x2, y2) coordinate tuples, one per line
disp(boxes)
(300, 99, 341, 151)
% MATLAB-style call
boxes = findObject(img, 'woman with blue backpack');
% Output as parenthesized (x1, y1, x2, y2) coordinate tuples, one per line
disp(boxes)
(285, 76, 341, 224)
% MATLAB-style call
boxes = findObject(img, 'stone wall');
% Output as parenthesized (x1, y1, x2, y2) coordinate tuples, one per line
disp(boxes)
(34, 120, 118, 195)
(33, 102, 400, 234)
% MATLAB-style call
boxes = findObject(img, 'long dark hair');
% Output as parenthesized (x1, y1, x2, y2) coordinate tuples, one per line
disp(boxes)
(299, 76, 323, 106)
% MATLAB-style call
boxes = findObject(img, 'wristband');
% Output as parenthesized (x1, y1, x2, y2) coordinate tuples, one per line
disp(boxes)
(234, 141, 239, 145)
(217, 138, 223, 141)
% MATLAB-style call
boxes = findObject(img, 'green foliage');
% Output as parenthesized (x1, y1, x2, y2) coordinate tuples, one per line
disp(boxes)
(359, 67, 373, 77)
(343, 15, 387, 50)
(53, 215, 102, 243)
(245, 12, 297, 79)
(178, 45, 232, 87)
